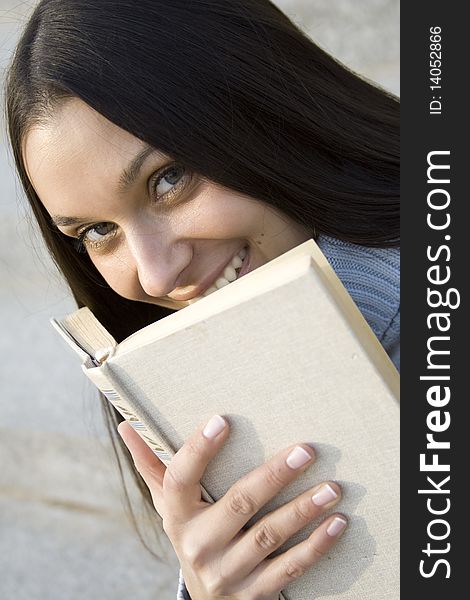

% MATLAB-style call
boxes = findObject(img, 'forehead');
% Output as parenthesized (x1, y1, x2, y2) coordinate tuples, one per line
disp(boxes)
(23, 98, 146, 216)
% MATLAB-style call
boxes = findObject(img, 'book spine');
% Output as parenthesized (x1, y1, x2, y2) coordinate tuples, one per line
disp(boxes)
(83, 362, 175, 466)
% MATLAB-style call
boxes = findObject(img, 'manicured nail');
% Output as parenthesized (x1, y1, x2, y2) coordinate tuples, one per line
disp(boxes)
(286, 446, 312, 469)
(312, 484, 338, 506)
(326, 516, 347, 537)
(202, 415, 226, 439)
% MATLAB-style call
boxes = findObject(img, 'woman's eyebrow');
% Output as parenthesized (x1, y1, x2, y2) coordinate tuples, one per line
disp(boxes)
(117, 144, 161, 192)
(51, 215, 87, 227)
(51, 145, 164, 227)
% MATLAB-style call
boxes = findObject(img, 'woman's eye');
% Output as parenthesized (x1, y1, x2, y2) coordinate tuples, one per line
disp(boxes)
(73, 163, 192, 254)
(151, 163, 189, 201)
(76, 222, 116, 250)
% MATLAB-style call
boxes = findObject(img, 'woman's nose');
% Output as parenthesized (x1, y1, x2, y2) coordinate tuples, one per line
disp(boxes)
(125, 226, 191, 298)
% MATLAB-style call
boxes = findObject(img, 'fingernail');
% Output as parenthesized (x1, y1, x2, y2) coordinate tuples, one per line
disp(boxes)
(202, 415, 226, 439)
(117, 421, 128, 438)
(326, 516, 347, 537)
(312, 484, 338, 506)
(286, 446, 312, 469)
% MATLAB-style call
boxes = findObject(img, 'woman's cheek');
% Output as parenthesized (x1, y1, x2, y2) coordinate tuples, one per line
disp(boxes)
(92, 252, 142, 302)
(190, 185, 260, 238)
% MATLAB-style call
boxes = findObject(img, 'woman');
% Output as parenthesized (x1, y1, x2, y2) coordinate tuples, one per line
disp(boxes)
(5, 1, 399, 598)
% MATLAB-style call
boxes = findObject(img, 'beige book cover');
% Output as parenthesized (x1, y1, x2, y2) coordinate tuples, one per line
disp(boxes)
(51, 239, 399, 600)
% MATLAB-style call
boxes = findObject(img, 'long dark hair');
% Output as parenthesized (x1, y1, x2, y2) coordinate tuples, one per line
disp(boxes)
(5, 0, 399, 549)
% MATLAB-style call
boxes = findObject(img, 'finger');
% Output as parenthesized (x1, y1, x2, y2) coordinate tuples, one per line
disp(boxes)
(208, 444, 315, 544)
(223, 481, 341, 581)
(248, 513, 348, 598)
(117, 421, 165, 513)
(163, 415, 230, 517)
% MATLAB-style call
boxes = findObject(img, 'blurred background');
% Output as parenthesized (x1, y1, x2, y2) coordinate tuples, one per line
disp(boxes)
(0, 1, 399, 598)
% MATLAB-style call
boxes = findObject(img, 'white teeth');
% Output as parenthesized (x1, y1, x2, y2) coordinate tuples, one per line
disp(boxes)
(232, 255, 242, 269)
(223, 265, 237, 282)
(202, 286, 218, 297)
(197, 246, 248, 300)
(215, 277, 230, 289)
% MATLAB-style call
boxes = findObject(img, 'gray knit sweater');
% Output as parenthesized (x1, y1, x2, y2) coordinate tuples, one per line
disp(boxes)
(317, 235, 400, 370)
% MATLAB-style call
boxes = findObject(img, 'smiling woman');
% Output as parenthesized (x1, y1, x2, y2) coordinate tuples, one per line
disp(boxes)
(5, 1, 399, 599)
(23, 98, 310, 310)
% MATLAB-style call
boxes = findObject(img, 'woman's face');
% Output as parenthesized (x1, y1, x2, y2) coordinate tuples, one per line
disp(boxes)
(23, 98, 310, 310)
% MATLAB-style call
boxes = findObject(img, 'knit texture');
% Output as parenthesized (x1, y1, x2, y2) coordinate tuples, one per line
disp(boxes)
(317, 235, 400, 371)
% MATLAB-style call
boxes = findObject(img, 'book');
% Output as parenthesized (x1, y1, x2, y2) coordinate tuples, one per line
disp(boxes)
(51, 238, 399, 600)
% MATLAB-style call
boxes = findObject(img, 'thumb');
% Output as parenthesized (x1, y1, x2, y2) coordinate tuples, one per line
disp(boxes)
(117, 421, 165, 513)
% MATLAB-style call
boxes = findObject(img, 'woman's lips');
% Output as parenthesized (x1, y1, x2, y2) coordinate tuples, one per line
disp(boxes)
(166, 246, 247, 302)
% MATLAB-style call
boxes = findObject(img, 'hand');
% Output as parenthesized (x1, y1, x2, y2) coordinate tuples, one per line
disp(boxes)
(118, 415, 347, 600)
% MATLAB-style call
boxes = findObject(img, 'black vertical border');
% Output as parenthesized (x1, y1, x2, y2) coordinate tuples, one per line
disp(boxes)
(401, 2, 466, 596)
